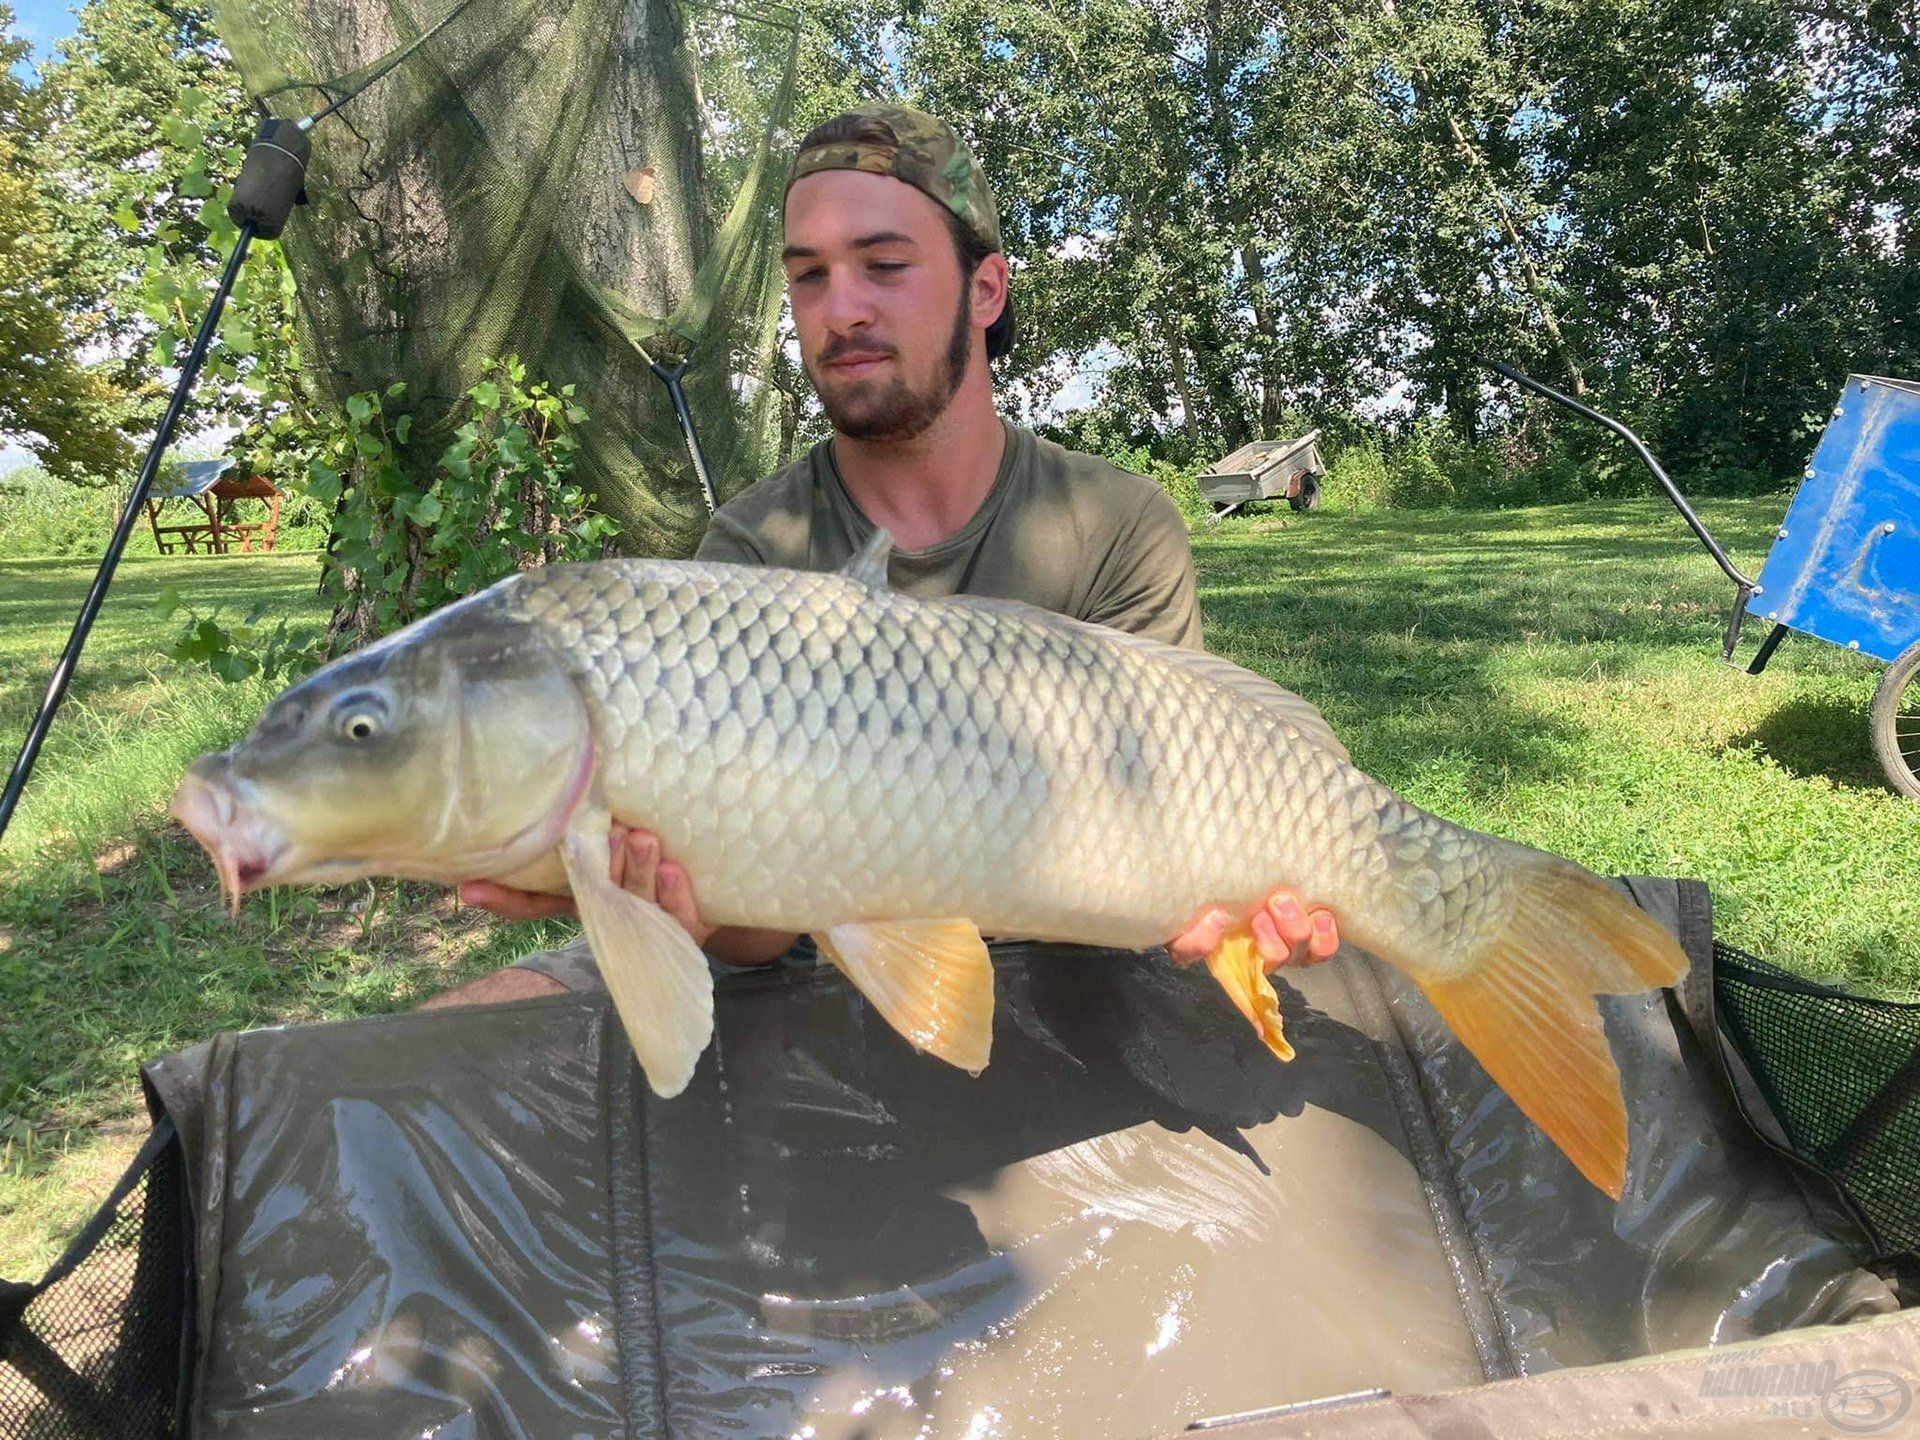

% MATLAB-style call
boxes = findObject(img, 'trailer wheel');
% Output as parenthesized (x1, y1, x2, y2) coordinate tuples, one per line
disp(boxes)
(1288, 474, 1322, 513)
(1870, 639, 1920, 800)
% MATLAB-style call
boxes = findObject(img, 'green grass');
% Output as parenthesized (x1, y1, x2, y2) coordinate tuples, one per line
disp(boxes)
(0, 496, 1915, 1274)
(1196, 497, 1918, 994)
(0, 552, 566, 1274)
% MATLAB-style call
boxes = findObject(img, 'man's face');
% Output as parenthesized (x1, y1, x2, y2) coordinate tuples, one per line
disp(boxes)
(782, 169, 979, 442)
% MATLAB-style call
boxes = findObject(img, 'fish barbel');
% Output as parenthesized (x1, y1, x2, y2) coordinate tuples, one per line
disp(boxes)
(172, 533, 1686, 1195)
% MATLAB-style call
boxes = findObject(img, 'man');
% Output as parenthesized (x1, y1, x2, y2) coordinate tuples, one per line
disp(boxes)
(428, 104, 1337, 1009)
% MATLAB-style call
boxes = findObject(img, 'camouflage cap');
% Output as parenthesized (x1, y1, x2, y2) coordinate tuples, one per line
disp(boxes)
(787, 102, 1002, 254)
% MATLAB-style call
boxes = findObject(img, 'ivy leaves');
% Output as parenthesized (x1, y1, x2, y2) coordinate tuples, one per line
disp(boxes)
(163, 357, 611, 685)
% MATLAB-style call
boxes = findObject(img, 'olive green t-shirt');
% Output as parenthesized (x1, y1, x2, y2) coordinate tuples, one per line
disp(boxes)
(695, 421, 1205, 650)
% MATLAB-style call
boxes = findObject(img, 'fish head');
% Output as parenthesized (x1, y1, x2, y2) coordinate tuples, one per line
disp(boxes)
(172, 598, 592, 907)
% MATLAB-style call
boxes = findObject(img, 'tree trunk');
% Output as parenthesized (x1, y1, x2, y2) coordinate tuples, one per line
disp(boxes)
(1201, 0, 1287, 435)
(565, 0, 708, 319)
(267, 0, 715, 634)
(1154, 307, 1208, 456)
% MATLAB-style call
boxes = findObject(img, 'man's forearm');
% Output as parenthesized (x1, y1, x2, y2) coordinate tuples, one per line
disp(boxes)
(707, 924, 802, 967)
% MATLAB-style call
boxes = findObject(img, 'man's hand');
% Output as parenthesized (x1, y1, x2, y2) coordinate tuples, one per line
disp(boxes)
(460, 826, 798, 966)
(1168, 891, 1340, 973)
(459, 825, 715, 942)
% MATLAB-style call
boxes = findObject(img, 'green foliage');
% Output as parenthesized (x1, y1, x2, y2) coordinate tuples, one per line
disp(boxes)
(131, 101, 306, 454)
(0, 6, 133, 481)
(1379, 421, 1517, 509)
(312, 358, 614, 647)
(1316, 414, 1794, 514)
(1106, 442, 1208, 527)
(129, 354, 606, 683)
(0, 466, 133, 557)
(32, 0, 257, 466)
(154, 587, 323, 685)
(1320, 440, 1390, 513)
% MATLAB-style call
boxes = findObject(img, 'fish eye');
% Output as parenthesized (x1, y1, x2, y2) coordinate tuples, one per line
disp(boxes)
(330, 691, 390, 742)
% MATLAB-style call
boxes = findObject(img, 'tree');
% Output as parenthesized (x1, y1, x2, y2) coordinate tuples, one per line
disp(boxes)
(855, 0, 1911, 488)
(0, 6, 130, 480)
(34, 0, 259, 460)
(1529, 0, 1893, 476)
(866, 1, 1449, 457)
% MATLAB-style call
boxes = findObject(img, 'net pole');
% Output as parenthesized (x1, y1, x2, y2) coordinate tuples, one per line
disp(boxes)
(0, 227, 257, 846)
(649, 360, 720, 514)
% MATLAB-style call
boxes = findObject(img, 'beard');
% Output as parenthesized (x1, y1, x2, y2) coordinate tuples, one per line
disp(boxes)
(808, 292, 973, 442)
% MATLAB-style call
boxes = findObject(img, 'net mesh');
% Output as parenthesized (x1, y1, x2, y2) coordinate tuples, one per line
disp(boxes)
(208, 0, 801, 556)
(0, 1125, 190, 1440)
(1715, 943, 1920, 1262)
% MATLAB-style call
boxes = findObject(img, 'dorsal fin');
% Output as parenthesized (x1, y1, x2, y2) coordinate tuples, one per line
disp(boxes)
(944, 593, 1350, 761)
(841, 528, 893, 589)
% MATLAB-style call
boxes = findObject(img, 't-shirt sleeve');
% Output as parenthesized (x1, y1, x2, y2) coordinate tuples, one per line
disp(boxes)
(1083, 487, 1206, 650)
(693, 506, 770, 566)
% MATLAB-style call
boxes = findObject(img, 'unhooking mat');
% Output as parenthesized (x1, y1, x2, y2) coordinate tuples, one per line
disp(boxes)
(101, 877, 1898, 1437)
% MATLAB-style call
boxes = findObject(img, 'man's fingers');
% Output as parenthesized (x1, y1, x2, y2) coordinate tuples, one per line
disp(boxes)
(657, 861, 715, 945)
(1268, 894, 1313, 948)
(624, 829, 660, 902)
(1308, 909, 1340, 960)
(457, 880, 577, 921)
(1255, 892, 1342, 972)
(1168, 907, 1232, 965)
(656, 861, 692, 921)
(608, 822, 631, 888)
(1250, 907, 1286, 963)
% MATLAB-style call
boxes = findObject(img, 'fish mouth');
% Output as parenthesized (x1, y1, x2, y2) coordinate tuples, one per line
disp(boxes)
(170, 761, 288, 915)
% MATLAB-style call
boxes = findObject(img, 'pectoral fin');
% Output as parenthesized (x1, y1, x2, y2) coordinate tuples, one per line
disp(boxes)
(560, 822, 714, 1098)
(813, 919, 994, 1073)
(1204, 928, 1295, 1062)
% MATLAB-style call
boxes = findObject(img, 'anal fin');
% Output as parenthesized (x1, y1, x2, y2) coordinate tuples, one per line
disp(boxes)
(560, 822, 714, 1098)
(1203, 928, 1295, 1062)
(813, 919, 994, 1073)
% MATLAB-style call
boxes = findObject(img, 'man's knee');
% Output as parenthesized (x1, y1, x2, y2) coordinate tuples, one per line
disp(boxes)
(418, 965, 568, 1010)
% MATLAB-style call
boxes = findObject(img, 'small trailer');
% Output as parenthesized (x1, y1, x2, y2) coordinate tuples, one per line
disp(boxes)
(1198, 430, 1326, 522)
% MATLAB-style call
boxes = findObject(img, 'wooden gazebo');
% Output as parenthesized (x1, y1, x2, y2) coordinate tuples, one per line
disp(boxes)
(143, 459, 283, 555)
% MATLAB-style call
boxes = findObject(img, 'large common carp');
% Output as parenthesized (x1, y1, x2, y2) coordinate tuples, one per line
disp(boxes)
(173, 534, 1686, 1195)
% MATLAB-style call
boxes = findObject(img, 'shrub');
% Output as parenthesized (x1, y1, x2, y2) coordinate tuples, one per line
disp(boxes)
(1102, 441, 1208, 526)
(1319, 440, 1390, 511)
(166, 356, 613, 683)
(0, 466, 130, 558)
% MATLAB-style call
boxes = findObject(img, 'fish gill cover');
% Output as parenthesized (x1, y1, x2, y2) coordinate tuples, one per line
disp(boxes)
(206, 0, 801, 556)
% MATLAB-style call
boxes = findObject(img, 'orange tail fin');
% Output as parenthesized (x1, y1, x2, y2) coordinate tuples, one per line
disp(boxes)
(1417, 859, 1688, 1198)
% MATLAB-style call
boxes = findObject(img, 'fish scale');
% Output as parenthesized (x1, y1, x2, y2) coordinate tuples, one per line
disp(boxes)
(504, 558, 1413, 949)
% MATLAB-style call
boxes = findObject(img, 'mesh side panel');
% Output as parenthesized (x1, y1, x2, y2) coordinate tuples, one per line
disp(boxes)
(0, 1126, 190, 1440)
(1715, 943, 1920, 1262)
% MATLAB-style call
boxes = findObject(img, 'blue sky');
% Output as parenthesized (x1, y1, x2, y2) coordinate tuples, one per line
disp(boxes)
(7, 0, 75, 76)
